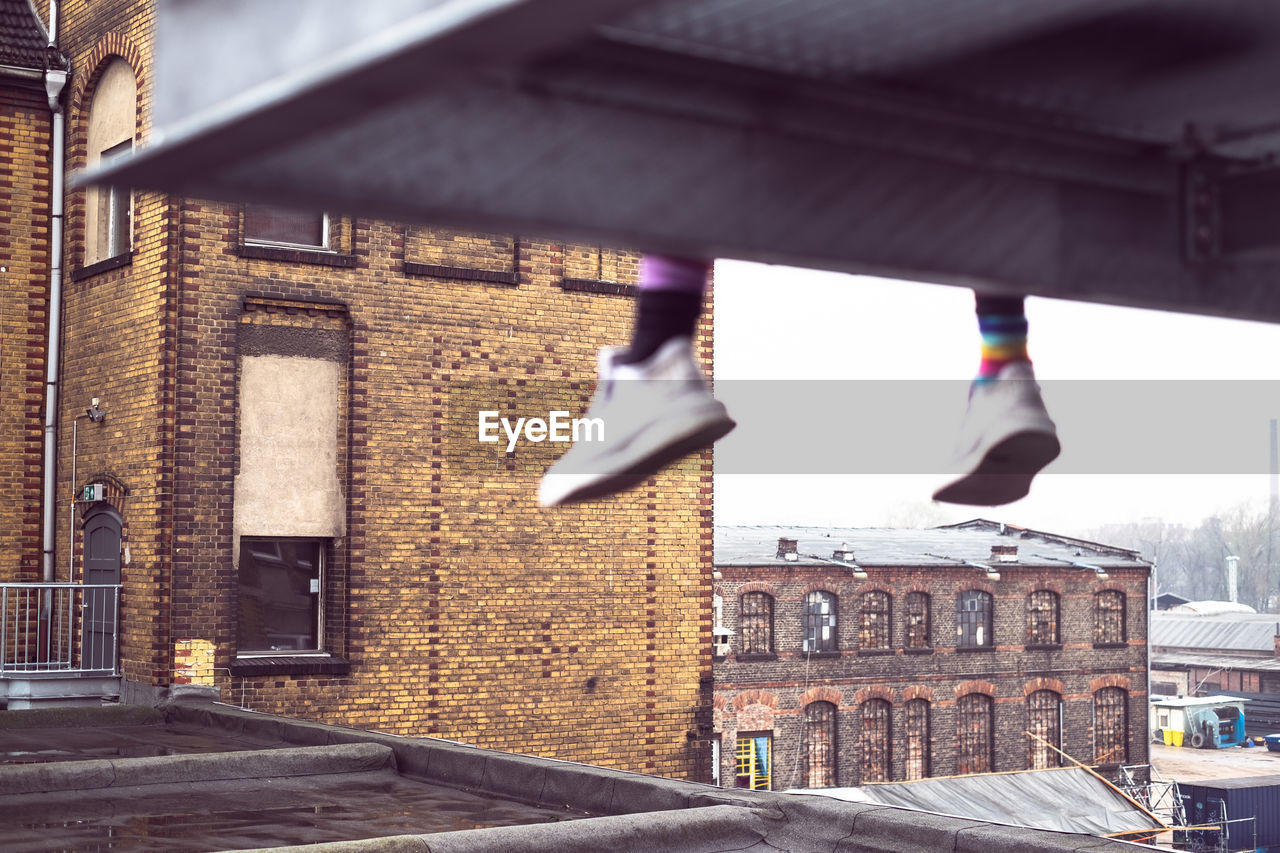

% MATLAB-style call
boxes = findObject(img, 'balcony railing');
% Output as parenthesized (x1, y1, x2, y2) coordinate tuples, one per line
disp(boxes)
(0, 583, 120, 675)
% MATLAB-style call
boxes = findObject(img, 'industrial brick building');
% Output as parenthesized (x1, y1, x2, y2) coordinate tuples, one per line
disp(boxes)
(4, 0, 715, 780)
(713, 521, 1151, 790)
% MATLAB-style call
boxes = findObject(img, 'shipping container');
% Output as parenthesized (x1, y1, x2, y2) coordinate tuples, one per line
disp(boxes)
(1178, 775, 1280, 852)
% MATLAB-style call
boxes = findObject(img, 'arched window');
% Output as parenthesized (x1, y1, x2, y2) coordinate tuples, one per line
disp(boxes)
(803, 591, 837, 652)
(1026, 590, 1059, 646)
(1094, 687, 1128, 764)
(905, 699, 930, 780)
(801, 701, 838, 787)
(739, 592, 774, 655)
(957, 591, 993, 648)
(859, 590, 890, 650)
(956, 693, 993, 774)
(86, 58, 137, 263)
(859, 699, 892, 783)
(1094, 590, 1126, 645)
(1027, 690, 1062, 769)
(905, 592, 930, 649)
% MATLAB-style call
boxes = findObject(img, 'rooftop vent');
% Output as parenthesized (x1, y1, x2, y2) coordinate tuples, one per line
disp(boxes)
(777, 537, 798, 561)
(991, 544, 1019, 563)
(833, 543, 856, 562)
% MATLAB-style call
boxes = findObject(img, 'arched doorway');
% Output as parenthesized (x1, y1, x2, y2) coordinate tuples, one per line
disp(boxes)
(82, 506, 121, 671)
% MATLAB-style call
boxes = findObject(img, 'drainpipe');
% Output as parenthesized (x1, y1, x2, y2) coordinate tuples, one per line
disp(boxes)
(41, 1, 66, 583)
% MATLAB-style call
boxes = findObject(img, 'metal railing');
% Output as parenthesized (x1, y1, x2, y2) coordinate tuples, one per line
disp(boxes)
(0, 583, 120, 675)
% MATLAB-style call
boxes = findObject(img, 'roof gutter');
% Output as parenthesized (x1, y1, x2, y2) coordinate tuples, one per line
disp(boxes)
(40, 0, 66, 582)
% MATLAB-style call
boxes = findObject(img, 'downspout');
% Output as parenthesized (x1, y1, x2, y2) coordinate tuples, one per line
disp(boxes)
(41, 0, 67, 582)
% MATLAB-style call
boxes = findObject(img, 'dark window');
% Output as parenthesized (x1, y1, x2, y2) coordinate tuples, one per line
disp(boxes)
(1026, 590, 1059, 645)
(1094, 687, 1128, 764)
(244, 203, 329, 249)
(859, 699, 892, 783)
(1094, 590, 1126, 644)
(957, 590, 993, 648)
(956, 693, 993, 774)
(859, 591, 891, 650)
(905, 592, 931, 649)
(1027, 690, 1062, 769)
(238, 537, 323, 653)
(905, 699, 930, 780)
(804, 591, 837, 652)
(801, 701, 838, 787)
(740, 592, 773, 655)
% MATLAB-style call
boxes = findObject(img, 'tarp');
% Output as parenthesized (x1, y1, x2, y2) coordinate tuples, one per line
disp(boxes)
(792, 766, 1161, 838)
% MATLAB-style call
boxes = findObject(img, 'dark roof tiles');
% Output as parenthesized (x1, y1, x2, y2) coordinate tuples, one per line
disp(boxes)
(0, 0, 50, 70)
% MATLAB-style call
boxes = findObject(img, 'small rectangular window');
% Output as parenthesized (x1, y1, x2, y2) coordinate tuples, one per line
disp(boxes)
(244, 203, 330, 250)
(238, 537, 324, 654)
(99, 141, 132, 259)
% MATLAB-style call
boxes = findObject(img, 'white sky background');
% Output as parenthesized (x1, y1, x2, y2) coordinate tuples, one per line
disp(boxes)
(712, 260, 1280, 536)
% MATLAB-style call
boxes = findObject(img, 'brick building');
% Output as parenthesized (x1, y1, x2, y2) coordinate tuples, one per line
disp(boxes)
(9, 0, 715, 780)
(713, 521, 1151, 790)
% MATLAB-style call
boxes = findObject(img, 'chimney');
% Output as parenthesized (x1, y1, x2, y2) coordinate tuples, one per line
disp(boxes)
(777, 538, 799, 561)
(1274, 624, 1279, 657)
(1227, 555, 1239, 604)
(990, 544, 1018, 563)
(833, 542, 856, 562)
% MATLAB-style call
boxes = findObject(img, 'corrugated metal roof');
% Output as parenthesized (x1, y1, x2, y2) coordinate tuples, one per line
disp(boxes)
(715, 518, 1147, 569)
(0, 0, 48, 70)
(1152, 651, 1280, 672)
(1151, 612, 1280, 653)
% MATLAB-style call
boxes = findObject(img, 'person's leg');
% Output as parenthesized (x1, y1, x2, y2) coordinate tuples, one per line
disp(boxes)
(932, 292, 1059, 506)
(538, 254, 734, 507)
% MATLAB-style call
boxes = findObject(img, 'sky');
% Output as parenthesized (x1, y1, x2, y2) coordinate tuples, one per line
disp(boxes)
(712, 260, 1280, 536)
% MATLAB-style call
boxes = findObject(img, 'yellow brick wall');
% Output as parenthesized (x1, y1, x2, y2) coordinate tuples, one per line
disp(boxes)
(55, 0, 714, 781)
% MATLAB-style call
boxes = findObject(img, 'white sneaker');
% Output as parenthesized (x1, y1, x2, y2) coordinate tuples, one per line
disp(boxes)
(538, 338, 735, 507)
(931, 361, 1060, 506)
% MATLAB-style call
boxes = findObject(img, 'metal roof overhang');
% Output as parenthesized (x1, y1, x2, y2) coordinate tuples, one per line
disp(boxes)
(88, 0, 1280, 320)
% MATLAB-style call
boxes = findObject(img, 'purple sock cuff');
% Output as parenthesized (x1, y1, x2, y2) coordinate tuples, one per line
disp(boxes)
(639, 255, 709, 293)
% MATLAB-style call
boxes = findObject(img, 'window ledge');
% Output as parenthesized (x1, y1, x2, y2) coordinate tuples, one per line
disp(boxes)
(1025, 643, 1063, 652)
(72, 252, 132, 281)
(1092, 641, 1128, 649)
(238, 243, 357, 267)
(956, 645, 995, 653)
(735, 653, 778, 662)
(857, 648, 894, 656)
(561, 277, 637, 297)
(903, 647, 934, 655)
(229, 655, 351, 677)
(802, 650, 841, 659)
(404, 261, 517, 286)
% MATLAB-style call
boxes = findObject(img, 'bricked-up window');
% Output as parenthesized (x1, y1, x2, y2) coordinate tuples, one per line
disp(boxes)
(957, 591, 993, 648)
(859, 591, 891, 650)
(956, 693, 993, 774)
(739, 593, 774, 655)
(1093, 687, 1129, 764)
(85, 58, 137, 264)
(244, 203, 330, 250)
(238, 538, 323, 653)
(1094, 590, 1126, 644)
(1026, 590, 1059, 646)
(801, 701, 838, 787)
(735, 734, 771, 790)
(906, 592, 931, 649)
(905, 699, 930, 780)
(1027, 690, 1062, 769)
(859, 699, 892, 783)
(803, 591, 837, 652)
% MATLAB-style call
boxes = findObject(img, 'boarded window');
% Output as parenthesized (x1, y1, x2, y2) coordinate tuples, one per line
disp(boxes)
(1026, 590, 1059, 645)
(1027, 690, 1062, 769)
(956, 693, 993, 774)
(859, 699, 892, 783)
(740, 592, 773, 655)
(957, 591, 993, 648)
(735, 734, 771, 790)
(85, 59, 136, 263)
(801, 701, 838, 788)
(804, 591, 837, 652)
(1094, 590, 1126, 644)
(905, 699, 930, 780)
(1094, 687, 1128, 764)
(859, 591, 890, 650)
(906, 592, 931, 649)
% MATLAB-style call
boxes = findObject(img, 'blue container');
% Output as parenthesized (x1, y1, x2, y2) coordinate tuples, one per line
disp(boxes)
(1179, 775, 1280, 851)
(1267, 734, 1280, 753)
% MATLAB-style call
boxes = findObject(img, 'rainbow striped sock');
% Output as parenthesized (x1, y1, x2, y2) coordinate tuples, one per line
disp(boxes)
(977, 313, 1029, 381)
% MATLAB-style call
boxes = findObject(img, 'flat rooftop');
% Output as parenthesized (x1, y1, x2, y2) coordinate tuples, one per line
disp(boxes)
(0, 700, 1143, 852)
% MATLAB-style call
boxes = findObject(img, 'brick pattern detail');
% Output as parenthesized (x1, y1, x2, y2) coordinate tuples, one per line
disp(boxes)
(173, 638, 214, 685)
(799, 686, 842, 708)
(1023, 677, 1066, 697)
